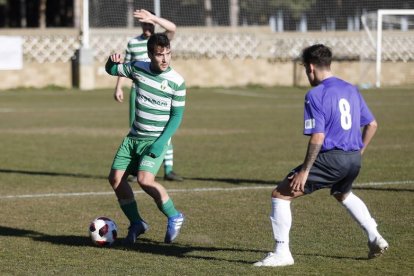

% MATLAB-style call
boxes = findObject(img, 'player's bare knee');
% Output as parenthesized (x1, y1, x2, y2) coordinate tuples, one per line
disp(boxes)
(273, 179, 291, 197)
(137, 175, 152, 188)
(107, 171, 121, 189)
(333, 192, 348, 202)
(108, 176, 119, 189)
(271, 188, 281, 198)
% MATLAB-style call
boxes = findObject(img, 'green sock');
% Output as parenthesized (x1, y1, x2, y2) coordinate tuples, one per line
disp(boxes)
(120, 200, 142, 223)
(160, 198, 180, 217)
(164, 165, 173, 175)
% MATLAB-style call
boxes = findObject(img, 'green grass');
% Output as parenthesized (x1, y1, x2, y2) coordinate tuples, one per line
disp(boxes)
(0, 86, 413, 275)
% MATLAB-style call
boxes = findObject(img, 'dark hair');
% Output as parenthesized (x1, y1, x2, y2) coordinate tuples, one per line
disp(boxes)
(147, 33, 170, 55)
(301, 44, 332, 68)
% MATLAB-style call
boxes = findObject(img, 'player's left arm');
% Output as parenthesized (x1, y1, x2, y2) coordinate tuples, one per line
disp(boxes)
(148, 84, 186, 158)
(134, 9, 176, 40)
(290, 133, 325, 192)
(361, 119, 377, 155)
(358, 91, 377, 155)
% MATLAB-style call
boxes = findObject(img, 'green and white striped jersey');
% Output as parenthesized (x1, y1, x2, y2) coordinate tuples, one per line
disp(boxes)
(114, 61, 186, 139)
(124, 35, 150, 62)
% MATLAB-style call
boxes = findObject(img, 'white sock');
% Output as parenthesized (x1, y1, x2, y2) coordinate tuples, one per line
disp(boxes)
(270, 197, 292, 255)
(341, 192, 381, 242)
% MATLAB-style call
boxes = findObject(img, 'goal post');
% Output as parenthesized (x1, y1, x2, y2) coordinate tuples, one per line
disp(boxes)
(81, 0, 90, 49)
(375, 9, 414, 88)
(73, 0, 95, 90)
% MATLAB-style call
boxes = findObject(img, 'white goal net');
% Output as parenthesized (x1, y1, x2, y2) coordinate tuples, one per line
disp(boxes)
(84, 1, 414, 87)
(361, 10, 414, 87)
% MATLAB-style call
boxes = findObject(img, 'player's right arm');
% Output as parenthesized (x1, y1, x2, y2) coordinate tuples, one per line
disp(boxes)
(358, 91, 377, 155)
(113, 47, 132, 103)
(105, 54, 132, 77)
(106, 53, 122, 74)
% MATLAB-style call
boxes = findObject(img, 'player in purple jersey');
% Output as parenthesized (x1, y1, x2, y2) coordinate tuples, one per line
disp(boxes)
(254, 44, 388, 267)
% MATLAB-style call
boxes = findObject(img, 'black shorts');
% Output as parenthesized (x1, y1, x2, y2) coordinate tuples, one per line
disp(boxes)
(288, 150, 361, 195)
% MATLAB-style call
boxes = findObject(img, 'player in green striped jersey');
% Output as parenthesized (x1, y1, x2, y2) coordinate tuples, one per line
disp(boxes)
(106, 33, 186, 244)
(113, 9, 183, 181)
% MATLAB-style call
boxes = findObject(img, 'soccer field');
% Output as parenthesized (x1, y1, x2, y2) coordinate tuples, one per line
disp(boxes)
(0, 86, 413, 275)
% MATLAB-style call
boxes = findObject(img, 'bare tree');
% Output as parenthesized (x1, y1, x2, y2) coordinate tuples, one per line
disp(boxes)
(74, 0, 81, 28)
(0, 0, 8, 27)
(230, 0, 239, 27)
(127, 0, 133, 28)
(204, 0, 212, 26)
(39, 0, 46, 28)
(19, 0, 26, 27)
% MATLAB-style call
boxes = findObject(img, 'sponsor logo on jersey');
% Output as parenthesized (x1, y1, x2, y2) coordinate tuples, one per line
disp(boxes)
(138, 94, 168, 107)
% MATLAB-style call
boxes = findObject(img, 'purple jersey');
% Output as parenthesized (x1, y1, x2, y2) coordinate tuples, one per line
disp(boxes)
(303, 77, 375, 152)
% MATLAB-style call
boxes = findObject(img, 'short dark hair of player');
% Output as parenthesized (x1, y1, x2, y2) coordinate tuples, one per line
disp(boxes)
(301, 44, 332, 68)
(147, 33, 170, 55)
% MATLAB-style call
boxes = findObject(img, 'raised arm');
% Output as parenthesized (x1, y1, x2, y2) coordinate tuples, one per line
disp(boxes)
(134, 9, 177, 40)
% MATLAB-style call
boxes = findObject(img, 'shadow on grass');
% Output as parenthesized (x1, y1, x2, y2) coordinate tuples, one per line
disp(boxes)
(0, 168, 106, 180)
(184, 177, 414, 193)
(0, 225, 370, 263)
(1, 168, 412, 193)
(0, 225, 260, 263)
(0, 225, 91, 247)
(184, 177, 278, 185)
(353, 186, 414, 192)
(0, 168, 278, 186)
(296, 252, 366, 261)
(122, 238, 264, 264)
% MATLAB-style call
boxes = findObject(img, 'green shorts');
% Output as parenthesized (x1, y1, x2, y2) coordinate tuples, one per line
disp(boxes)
(111, 136, 168, 175)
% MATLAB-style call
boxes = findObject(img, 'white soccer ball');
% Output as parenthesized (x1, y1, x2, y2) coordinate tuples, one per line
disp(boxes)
(89, 217, 118, 246)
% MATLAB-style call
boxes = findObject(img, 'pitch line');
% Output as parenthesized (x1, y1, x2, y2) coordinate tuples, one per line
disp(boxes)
(0, 180, 413, 200)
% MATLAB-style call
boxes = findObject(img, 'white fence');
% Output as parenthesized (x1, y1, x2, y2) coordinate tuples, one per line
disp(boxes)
(16, 29, 414, 63)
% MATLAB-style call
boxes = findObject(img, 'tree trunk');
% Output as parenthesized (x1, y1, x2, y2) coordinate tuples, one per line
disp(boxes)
(204, 0, 212, 26)
(39, 0, 46, 28)
(20, 0, 26, 27)
(230, 0, 239, 27)
(73, 0, 81, 28)
(127, 0, 133, 28)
